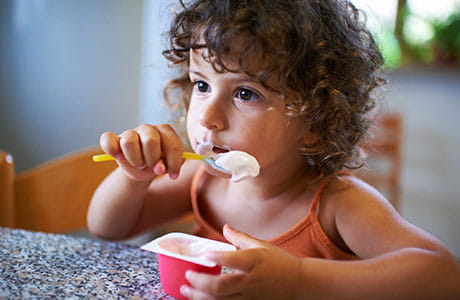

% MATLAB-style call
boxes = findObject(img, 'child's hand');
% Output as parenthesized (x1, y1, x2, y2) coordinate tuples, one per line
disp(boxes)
(181, 225, 302, 300)
(99, 124, 184, 181)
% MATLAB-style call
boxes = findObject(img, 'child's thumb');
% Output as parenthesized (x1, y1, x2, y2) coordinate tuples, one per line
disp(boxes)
(222, 224, 265, 249)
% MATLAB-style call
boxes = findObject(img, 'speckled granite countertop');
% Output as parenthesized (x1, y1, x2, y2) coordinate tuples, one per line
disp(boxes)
(0, 227, 173, 299)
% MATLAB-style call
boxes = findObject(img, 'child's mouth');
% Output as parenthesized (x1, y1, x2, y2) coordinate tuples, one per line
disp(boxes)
(212, 146, 229, 154)
(196, 139, 231, 157)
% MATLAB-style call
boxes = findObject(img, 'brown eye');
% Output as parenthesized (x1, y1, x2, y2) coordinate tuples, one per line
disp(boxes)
(196, 81, 209, 93)
(236, 88, 259, 102)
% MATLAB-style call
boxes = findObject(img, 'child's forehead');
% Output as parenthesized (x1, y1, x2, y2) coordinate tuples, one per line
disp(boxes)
(189, 46, 281, 93)
(188, 37, 276, 83)
(196, 29, 272, 66)
(189, 47, 259, 70)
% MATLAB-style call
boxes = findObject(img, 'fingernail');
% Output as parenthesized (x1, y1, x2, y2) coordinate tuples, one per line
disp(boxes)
(153, 161, 166, 175)
(180, 284, 191, 296)
(224, 224, 234, 232)
(169, 172, 179, 180)
(185, 270, 193, 280)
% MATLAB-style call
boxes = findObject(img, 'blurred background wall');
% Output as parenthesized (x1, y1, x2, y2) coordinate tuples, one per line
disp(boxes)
(0, 0, 144, 172)
(352, 0, 460, 259)
(0, 0, 459, 257)
(385, 68, 460, 259)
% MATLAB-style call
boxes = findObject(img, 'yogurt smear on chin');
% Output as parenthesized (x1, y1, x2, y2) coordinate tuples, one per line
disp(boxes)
(214, 151, 260, 182)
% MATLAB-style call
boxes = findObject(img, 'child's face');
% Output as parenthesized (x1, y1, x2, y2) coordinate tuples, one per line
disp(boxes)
(186, 47, 313, 178)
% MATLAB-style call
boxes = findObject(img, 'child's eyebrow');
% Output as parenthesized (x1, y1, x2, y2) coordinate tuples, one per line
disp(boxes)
(189, 69, 261, 85)
(188, 70, 207, 79)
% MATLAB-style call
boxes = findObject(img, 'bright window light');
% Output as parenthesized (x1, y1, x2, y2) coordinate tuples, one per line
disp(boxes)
(351, 0, 401, 68)
(351, 0, 398, 30)
(404, 15, 435, 45)
(408, 0, 460, 20)
(352, 0, 460, 27)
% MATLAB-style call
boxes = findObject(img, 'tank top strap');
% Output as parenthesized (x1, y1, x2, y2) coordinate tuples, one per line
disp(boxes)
(191, 167, 207, 203)
(308, 171, 352, 215)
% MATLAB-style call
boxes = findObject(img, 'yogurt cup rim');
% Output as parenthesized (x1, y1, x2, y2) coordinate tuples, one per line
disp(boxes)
(141, 232, 236, 267)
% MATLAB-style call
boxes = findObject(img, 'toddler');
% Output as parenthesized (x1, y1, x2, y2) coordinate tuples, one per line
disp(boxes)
(88, 0, 460, 299)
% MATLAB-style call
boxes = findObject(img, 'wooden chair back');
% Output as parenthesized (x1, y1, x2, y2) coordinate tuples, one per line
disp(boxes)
(357, 113, 403, 209)
(0, 147, 117, 233)
(0, 151, 15, 227)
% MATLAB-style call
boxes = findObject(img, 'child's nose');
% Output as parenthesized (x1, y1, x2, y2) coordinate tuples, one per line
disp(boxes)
(199, 97, 227, 130)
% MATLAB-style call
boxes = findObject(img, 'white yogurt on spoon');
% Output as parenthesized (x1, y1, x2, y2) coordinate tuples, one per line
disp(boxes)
(214, 151, 260, 182)
(196, 140, 260, 182)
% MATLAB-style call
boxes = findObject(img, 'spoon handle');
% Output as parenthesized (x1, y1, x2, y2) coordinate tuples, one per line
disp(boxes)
(92, 152, 205, 162)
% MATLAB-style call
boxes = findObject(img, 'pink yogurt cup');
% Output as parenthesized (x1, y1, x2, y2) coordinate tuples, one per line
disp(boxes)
(141, 232, 236, 299)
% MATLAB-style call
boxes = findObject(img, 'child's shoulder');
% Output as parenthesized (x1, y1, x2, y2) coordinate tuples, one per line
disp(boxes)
(328, 172, 382, 194)
(321, 172, 394, 215)
(318, 173, 401, 254)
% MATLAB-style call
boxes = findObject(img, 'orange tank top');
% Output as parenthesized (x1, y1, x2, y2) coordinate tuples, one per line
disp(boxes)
(190, 167, 359, 260)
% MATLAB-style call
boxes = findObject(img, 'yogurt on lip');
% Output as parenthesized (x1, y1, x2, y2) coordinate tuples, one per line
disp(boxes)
(196, 139, 231, 156)
(196, 139, 215, 157)
(215, 151, 260, 182)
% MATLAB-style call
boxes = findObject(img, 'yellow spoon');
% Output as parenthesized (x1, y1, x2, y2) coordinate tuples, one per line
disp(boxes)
(92, 152, 231, 173)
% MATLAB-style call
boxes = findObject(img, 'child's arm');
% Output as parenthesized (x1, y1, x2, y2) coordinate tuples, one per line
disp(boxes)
(87, 124, 197, 240)
(297, 177, 460, 299)
(182, 181, 460, 299)
(183, 226, 460, 299)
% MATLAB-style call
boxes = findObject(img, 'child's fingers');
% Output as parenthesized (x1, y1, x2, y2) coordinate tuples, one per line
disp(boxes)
(155, 124, 184, 179)
(153, 160, 166, 175)
(206, 249, 259, 273)
(203, 224, 272, 272)
(223, 224, 266, 249)
(183, 270, 245, 298)
(99, 132, 122, 159)
(119, 129, 144, 168)
(180, 284, 222, 300)
(100, 124, 184, 179)
(135, 124, 161, 168)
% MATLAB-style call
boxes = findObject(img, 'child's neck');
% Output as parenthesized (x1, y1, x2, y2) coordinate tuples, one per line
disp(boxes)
(209, 167, 318, 240)
(225, 164, 317, 203)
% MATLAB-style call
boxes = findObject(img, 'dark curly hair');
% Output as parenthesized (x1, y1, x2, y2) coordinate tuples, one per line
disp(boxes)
(162, 0, 386, 178)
